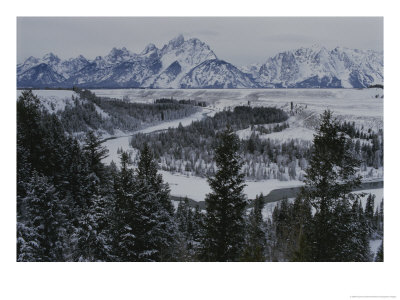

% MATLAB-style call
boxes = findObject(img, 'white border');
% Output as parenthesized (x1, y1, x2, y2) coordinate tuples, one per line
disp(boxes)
(2, 1, 399, 300)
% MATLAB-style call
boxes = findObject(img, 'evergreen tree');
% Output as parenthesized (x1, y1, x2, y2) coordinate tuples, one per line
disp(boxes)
(331, 198, 370, 262)
(365, 194, 376, 235)
(71, 195, 112, 261)
(374, 199, 384, 236)
(241, 194, 267, 261)
(17, 91, 44, 176)
(201, 127, 247, 261)
(375, 241, 383, 262)
(18, 172, 66, 261)
(112, 151, 137, 261)
(83, 131, 109, 191)
(175, 198, 198, 261)
(137, 143, 174, 216)
(272, 197, 292, 261)
(112, 147, 177, 261)
(301, 110, 363, 261)
(17, 221, 41, 262)
(290, 196, 313, 262)
(134, 144, 177, 261)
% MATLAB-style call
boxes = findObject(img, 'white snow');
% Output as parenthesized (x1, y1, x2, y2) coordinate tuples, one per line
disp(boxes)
(160, 171, 210, 202)
(96, 88, 383, 202)
(237, 125, 315, 142)
(17, 90, 76, 113)
(90, 88, 383, 131)
(354, 188, 384, 210)
(102, 136, 138, 166)
(160, 171, 303, 202)
(263, 126, 315, 142)
(369, 239, 382, 260)
(101, 107, 215, 165)
(138, 107, 215, 133)
(93, 103, 110, 119)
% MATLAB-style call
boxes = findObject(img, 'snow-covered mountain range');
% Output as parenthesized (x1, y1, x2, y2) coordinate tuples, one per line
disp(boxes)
(17, 35, 383, 89)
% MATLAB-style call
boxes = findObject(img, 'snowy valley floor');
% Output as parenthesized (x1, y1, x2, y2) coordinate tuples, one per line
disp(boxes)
(18, 88, 383, 205)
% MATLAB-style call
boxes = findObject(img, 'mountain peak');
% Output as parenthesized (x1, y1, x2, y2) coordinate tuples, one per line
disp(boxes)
(42, 52, 60, 64)
(141, 43, 158, 55)
(108, 47, 130, 57)
(106, 47, 132, 63)
(17, 39, 383, 89)
(310, 43, 323, 49)
(168, 34, 185, 48)
(24, 56, 39, 65)
(77, 54, 87, 60)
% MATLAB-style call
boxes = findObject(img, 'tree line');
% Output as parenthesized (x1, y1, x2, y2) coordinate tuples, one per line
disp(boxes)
(56, 88, 200, 136)
(130, 106, 382, 181)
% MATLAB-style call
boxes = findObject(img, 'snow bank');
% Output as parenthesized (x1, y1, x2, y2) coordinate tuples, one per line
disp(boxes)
(17, 89, 76, 113)
(160, 171, 303, 202)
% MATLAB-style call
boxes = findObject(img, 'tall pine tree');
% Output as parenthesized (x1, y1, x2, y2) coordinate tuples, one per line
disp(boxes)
(301, 110, 365, 261)
(133, 143, 177, 261)
(241, 194, 267, 261)
(201, 127, 247, 262)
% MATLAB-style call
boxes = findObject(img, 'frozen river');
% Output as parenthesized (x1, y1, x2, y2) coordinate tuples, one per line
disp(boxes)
(98, 88, 383, 202)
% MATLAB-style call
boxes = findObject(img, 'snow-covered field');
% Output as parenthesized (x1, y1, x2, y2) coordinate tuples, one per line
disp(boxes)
(17, 90, 77, 113)
(161, 170, 303, 202)
(91, 88, 383, 116)
(20, 88, 383, 202)
(18, 88, 383, 123)
(92, 88, 383, 136)
(236, 116, 316, 142)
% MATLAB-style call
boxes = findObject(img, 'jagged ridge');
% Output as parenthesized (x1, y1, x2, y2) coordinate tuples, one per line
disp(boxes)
(17, 37, 383, 89)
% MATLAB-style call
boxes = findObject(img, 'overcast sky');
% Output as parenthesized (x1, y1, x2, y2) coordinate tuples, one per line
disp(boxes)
(17, 17, 383, 66)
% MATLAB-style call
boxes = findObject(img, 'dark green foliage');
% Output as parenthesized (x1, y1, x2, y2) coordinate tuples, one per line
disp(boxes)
(241, 194, 267, 261)
(63, 88, 199, 135)
(299, 110, 369, 262)
(71, 195, 112, 262)
(365, 194, 376, 235)
(134, 144, 177, 261)
(83, 131, 109, 191)
(271, 197, 292, 260)
(327, 198, 370, 262)
(112, 147, 177, 262)
(338, 121, 383, 169)
(17, 91, 115, 262)
(375, 199, 384, 235)
(289, 196, 313, 262)
(201, 127, 248, 261)
(112, 151, 138, 261)
(174, 199, 204, 261)
(17, 172, 66, 261)
(375, 241, 383, 262)
(130, 106, 294, 179)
